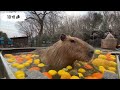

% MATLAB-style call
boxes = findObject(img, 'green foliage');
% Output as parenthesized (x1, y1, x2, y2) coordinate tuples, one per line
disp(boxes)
(0, 31, 8, 40)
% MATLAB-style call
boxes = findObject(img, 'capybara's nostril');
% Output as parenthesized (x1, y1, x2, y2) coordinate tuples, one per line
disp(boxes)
(90, 50, 94, 54)
(88, 50, 94, 57)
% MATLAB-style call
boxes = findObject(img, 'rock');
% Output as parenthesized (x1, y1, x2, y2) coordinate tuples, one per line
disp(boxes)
(103, 71, 118, 79)
(25, 70, 48, 79)
(105, 32, 115, 39)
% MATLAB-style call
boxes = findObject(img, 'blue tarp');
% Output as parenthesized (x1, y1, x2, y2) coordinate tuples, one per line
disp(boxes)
(0, 37, 4, 45)
(0, 41, 4, 44)
(0, 37, 13, 45)
(8, 38, 13, 45)
(0, 37, 4, 40)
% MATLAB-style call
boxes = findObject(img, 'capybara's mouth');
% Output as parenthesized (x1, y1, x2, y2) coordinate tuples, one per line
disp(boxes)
(78, 55, 94, 62)
(82, 59, 91, 62)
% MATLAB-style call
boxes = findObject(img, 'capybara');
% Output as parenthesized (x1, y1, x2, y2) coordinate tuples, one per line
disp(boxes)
(34, 34, 94, 70)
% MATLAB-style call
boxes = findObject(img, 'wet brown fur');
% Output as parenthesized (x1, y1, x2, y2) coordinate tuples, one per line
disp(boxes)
(34, 35, 94, 70)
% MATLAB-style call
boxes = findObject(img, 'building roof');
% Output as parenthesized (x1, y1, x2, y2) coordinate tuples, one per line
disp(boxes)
(10, 36, 28, 39)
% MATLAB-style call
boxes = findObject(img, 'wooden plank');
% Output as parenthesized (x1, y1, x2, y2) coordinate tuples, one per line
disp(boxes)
(0, 47, 46, 51)
(0, 57, 4, 78)
(111, 51, 120, 53)
(116, 55, 120, 79)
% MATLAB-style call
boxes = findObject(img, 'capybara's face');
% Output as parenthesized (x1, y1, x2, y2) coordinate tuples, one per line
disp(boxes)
(60, 34, 94, 62)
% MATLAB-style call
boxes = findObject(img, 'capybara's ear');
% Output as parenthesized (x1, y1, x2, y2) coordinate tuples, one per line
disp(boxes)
(60, 34, 66, 41)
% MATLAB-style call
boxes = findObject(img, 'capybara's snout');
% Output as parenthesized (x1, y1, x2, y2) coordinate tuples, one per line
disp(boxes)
(88, 49, 94, 58)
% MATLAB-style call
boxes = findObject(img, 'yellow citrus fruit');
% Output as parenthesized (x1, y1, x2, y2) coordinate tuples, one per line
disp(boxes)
(110, 55, 115, 58)
(66, 65, 72, 70)
(7, 59, 15, 63)
(34, 59, 40, 61)
(109, 61, 117, 67)
(109, 56, 116, 61)
(105, 70, 116, 74)
(62, 68, 68, 72)
(60, 72, 71, 79)
(26, 60, 33, 64)
(78, 68, 86, 73)
(14, 70, 25, 76)
(11, 63, 19, 68)
(78, 73, 84, 78)
(48, 70, 57, 76)
(16, 73, 25, 79)
(108, 67, 116, 72)
(99, 66, 106, 73)
(33, 59, 40, 65)
(31, 54, 39, 58)
(98, 55, 107, 59)
(23, 62, 30, 67)
(14, 70, 25, 79)
(16, 64, 25, 69)
(58, 70, 66, 76)
(21, 55, 26, 58)
(70, 76, 80, 79)
(38, 63, 45, 67)
(4, 54, 14, 58)
(94, 50, 102, 54)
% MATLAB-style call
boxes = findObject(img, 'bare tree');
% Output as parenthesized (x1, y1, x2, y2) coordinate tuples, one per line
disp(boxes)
(16, 11, 120, 47)
(16, 21, 36, 46)
(25, 11, 64, 46)
(16, 11, 63, 46)
(44, 12, 63, 36)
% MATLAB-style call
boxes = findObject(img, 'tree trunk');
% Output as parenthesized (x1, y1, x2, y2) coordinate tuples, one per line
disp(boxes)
(38, 21, 44, 46)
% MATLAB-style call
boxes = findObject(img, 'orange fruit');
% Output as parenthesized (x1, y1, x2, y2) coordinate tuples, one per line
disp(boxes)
(43, 72, 52, 79)
(29, 67, 40, 71)
(84, 64, 93, 69)
(25, 56, 32, 61)
(92, 72, 103, 79)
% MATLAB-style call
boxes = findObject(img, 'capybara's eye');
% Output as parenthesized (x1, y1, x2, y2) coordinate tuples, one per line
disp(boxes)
(70, 40, 75, 43)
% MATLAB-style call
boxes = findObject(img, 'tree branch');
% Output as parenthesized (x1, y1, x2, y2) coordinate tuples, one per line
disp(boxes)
(25, 17, 39, 22)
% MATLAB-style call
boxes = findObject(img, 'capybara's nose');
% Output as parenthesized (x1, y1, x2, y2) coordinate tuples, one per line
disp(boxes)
(88, 50, 94, 57)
